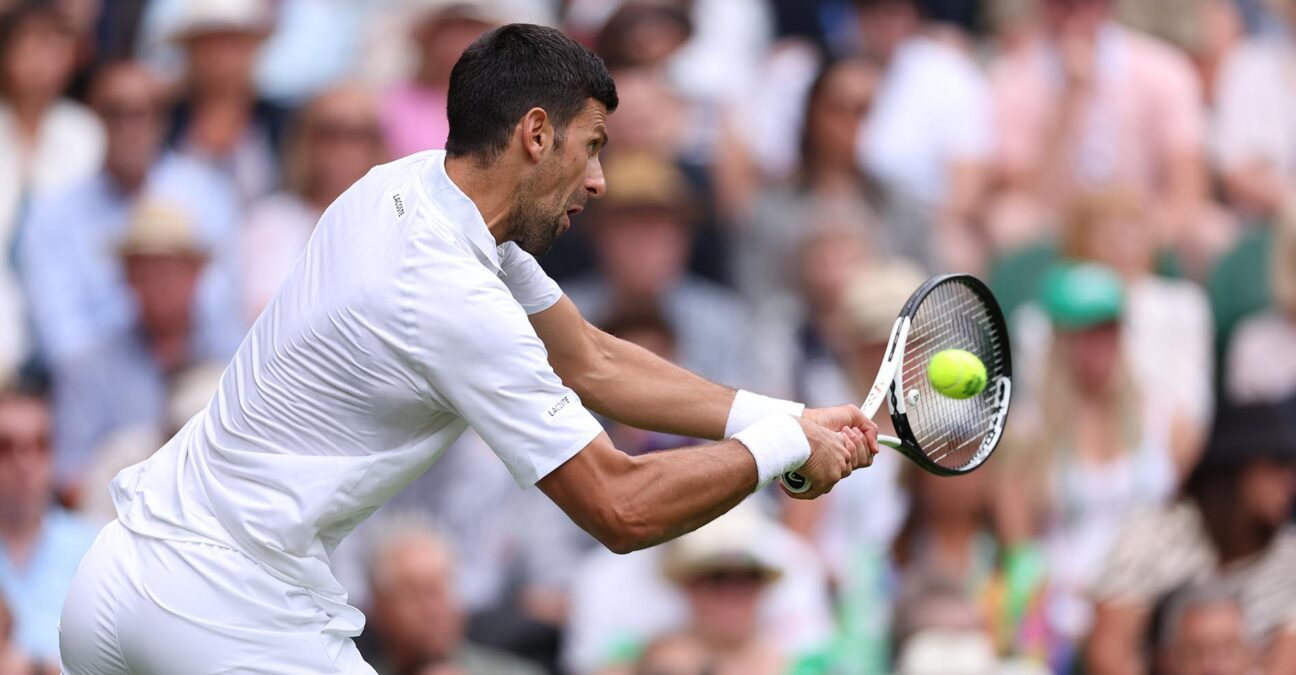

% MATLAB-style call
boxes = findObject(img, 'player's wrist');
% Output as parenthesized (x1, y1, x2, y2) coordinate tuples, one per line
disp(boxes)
(732, 414, 811, 492)
(725, 390, 805, 439)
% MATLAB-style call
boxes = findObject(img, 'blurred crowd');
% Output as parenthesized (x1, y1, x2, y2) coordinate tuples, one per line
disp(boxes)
(0, 0, 1295, 673)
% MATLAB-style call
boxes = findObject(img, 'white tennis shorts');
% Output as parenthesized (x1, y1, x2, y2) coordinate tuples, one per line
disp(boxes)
(60, 520, 377, 675)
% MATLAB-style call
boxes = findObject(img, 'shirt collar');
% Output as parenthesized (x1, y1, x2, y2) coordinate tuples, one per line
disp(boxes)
(423, 150, 503, 274)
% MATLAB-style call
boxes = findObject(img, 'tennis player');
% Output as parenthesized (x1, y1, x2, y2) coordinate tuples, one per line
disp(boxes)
(60, 24, 878, 675)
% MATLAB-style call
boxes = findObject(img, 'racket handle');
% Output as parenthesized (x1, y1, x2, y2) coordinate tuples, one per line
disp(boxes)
(781, 471, 812, 494)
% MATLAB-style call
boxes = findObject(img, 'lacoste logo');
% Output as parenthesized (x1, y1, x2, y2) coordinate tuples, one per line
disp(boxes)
(393, 194, 405, 217)
(547, 395, 571, 417)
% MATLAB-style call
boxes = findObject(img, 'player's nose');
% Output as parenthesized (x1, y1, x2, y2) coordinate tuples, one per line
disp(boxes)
(585, 157, 606, 200)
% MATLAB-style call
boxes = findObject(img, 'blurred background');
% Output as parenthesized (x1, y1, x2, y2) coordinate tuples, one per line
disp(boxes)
(0, 0, 1294, 673)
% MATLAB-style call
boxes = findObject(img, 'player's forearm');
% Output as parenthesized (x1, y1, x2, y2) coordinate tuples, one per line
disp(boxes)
(571, 328, 735, 440)
(539, 434, 759, 553)
(610, 440, 760, 551)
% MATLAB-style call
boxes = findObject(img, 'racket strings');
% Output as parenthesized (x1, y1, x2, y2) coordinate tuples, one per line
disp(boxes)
(898, 281, 1009, 470)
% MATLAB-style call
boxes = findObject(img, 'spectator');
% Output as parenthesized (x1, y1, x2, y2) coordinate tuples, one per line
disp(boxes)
(379, 1, 512, 159)
(1155, 583, 1257, 675)
(729, 56, 883, 314)
(893, 464, 1055, 668)
(565, 152, 754, 388)
(166, 0, 285, 202)
(1226, 199, 1296, 404)
(592, 2, 693, 71)
(563, 501, 834, 675)
(650, 507, 789, 675)
(0, 3, 106, 376)
(1087, 399, 1296, 675)
(890, 573, 1003, 675)
(1012, 193, 1214, 453)
(358, 513, 546, 675)
(761, 219, 874, 406)
(1213, 0, 1296, 220)
(0, 4, 105, 228)
(47, 199, 219, 496)
(853, 0, 992, 273)
(987, 0, 1208, 259)
(19, 60, 242, 367)
(0, 384, 98, 670)
(244, 83, 386, 319)
(1001, 263, 1185, 650)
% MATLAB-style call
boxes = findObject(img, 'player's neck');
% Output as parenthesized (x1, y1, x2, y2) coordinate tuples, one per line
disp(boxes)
(445, 154, 514, 246)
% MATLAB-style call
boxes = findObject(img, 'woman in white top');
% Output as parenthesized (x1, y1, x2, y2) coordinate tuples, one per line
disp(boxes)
(1001, 261, 1192, 649)
(241, 84, 387, 321)
(0, 6, 104, 379)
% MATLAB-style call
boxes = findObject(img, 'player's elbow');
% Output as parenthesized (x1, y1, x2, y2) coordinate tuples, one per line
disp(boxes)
(589, 502, 658, 555)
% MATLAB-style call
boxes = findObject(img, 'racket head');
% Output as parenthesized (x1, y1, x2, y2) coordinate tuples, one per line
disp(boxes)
(886, 274, 1012, 475)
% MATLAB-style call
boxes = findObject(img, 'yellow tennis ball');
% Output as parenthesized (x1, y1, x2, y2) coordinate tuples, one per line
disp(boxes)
(927, 349, 988, 399)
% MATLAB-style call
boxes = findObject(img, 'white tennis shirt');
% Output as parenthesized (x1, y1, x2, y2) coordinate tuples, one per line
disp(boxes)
(109, 150, 606, 635)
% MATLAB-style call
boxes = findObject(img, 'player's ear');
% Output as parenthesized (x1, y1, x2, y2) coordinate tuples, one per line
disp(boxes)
(519, 107, 551, 163)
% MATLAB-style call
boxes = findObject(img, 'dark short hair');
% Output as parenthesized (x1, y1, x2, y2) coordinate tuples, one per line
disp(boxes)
(445, 23, 618, 161)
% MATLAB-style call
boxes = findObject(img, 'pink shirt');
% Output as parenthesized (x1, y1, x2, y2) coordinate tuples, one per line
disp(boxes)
(990, 25, 1203, 201)
(380, 83, 451, 159)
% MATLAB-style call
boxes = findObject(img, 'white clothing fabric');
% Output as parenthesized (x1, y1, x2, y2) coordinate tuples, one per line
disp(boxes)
(860, 35, 992, 206)
(61, 520, 378, 675)
(1226, 310, 1296, 403)
(79, 151, 604, 670)
(0, 100, 104, 377)
(1214, 39, 1296, 178)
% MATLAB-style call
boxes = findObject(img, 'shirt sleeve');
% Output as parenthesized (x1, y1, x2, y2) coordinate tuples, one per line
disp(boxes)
(410, 258, 604, 487)
(1090, 504, 1209, 605)
(499, 242, 564, 315)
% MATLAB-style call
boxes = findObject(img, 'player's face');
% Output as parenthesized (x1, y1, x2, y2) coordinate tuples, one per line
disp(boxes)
(512, 99, 609, 256)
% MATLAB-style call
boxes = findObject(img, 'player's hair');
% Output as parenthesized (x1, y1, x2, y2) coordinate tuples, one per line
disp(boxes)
(445, 23, 618, 162)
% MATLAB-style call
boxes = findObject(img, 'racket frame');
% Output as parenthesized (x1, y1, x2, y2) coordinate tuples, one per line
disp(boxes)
(781, 273, 1012, 492)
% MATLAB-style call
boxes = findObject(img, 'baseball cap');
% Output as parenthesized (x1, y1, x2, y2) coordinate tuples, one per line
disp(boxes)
(1039, 262, 1124, 330)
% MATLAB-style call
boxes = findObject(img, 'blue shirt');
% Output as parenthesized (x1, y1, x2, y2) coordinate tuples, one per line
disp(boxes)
(0, 508, 99, 661)
(18, 153, 245, 363)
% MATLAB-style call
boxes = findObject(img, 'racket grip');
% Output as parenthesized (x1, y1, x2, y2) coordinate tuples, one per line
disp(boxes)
(781, 471, 812, 494)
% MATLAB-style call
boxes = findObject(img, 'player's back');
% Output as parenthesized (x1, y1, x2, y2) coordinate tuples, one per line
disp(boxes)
(110, 152, 485, 614)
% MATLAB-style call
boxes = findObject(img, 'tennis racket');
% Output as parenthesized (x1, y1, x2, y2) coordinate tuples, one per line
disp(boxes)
(782, 273, 1012, 492)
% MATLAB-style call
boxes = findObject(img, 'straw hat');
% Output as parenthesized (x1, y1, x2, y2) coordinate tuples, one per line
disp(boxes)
(117, 200, 208, 259)
(840, 259, 928, 345)
(167, 0, 273, 42)
(660, 505, 783, 585)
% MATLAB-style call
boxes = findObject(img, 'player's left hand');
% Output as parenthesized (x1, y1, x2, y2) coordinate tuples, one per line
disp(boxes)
(804, 405, 879, 468)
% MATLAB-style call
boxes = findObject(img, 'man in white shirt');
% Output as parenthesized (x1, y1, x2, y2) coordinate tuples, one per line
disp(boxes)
(59, 24, 877, 675)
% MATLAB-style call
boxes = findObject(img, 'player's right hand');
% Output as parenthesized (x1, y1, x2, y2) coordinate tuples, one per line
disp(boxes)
(783, 418, 863, 499)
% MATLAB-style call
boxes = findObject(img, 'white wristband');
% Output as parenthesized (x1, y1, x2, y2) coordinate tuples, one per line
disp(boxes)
(733, 414, 811, 492)
(725, 390, 805, 439)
